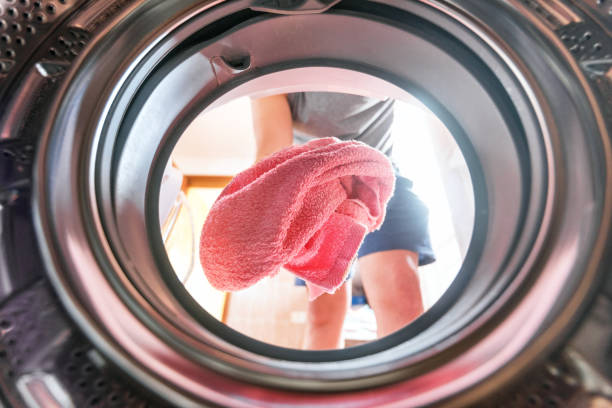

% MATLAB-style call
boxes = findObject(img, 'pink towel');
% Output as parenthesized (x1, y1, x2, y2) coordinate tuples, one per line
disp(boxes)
(199, 137, 395, 300)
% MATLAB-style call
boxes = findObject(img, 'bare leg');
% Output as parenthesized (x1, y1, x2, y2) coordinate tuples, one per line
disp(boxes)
(251, 95, 353, 348)
(251, 95, 353, 349)
(359, 249, 424, 338)
(302, 281, 351, 350)
(252, 95, 351, 350)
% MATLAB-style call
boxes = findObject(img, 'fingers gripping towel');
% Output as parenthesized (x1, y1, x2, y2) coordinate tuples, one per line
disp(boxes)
(199, 137, 396, 300)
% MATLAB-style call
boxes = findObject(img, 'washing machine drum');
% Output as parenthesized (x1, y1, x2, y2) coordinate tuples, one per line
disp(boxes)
(0, 0, 611, 406)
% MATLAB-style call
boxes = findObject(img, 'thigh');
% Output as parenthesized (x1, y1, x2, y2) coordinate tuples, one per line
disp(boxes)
(359, 249, 424, 336)
(359, 250, 421, 303)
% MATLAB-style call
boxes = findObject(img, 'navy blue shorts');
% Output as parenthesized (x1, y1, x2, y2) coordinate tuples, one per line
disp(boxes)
(295, 175, 435, 285)
(357, 176, 435, 265)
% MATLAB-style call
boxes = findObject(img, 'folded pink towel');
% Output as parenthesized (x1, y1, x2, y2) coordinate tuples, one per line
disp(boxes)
(199, 137, 395, 300)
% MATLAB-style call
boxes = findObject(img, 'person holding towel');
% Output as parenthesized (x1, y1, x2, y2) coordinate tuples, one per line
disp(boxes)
(251, 92, 435, 350)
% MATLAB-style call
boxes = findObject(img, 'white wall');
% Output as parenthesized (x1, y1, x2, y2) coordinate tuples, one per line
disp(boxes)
(172, 97, 256, 176)
(391, 101, 474, 308)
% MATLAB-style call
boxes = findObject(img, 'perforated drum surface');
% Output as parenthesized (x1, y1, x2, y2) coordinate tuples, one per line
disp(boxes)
(0, 282, 164, 407)
(0, 0, 85, 77)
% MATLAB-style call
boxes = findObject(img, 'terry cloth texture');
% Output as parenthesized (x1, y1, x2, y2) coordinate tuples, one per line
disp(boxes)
(199, 137, 396, 300)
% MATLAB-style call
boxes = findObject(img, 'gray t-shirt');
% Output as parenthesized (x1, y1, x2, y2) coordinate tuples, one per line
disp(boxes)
(286, 92, 394, 156)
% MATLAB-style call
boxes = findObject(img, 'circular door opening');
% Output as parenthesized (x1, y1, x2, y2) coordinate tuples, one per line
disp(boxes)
(160, 76, 475, 350)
